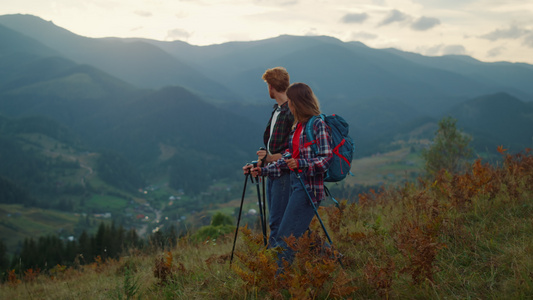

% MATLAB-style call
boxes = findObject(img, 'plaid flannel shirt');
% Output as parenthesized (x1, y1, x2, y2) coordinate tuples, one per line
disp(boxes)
(263, 102, 294, 155)
(262, 117, 332, 203)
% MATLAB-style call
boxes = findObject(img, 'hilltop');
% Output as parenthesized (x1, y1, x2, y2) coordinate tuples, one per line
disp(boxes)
(1, 13, 533, 276)
(1, 148, 531, 299)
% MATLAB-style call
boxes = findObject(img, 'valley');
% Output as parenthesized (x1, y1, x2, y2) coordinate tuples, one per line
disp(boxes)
(0, 13, 532, 263)
(0, 142, 424, 255)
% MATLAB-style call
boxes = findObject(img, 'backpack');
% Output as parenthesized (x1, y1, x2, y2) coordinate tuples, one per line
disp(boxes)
(305, 114, 355, 182)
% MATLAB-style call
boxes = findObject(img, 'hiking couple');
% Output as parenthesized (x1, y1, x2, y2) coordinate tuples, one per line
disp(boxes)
(243, 67, 333, 266)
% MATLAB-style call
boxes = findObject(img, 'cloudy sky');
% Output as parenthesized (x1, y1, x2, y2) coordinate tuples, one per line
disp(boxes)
(2, 0, 533, 64)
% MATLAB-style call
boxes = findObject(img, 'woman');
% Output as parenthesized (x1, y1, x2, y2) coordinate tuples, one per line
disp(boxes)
(251, 82, 333, 266)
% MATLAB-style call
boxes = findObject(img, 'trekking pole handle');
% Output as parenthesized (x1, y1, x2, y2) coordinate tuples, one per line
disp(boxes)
(245, 162, 256, 183)
(283, 152, 300, 172)
(258, 147, 267, 166)
(250, 160, 260, 181)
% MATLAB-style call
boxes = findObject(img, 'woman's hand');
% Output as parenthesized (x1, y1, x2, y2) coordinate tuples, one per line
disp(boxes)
(250, 166, 262, 177)
(285, 158, 298, 170)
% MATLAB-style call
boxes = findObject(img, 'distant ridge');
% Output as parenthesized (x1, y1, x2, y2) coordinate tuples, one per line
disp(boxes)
(2, 14, 532, 108)
(0, 22, 58, 57)
(0, 14, 243, 102)
(450, 92, 533, 151)
(384, 48, 533, 101)
(0, 13, 532, 166)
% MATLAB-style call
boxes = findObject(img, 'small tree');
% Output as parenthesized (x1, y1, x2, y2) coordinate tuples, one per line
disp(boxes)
(422, 117, 473, 177)
(211, 212, 233, 226)
(192, 212, 234, 242)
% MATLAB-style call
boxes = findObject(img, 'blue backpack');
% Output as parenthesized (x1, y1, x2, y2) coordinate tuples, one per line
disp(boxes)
(305, 114, 355, 182)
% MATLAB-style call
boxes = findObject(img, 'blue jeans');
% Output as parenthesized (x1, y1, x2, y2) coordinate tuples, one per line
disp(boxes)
(272, 172, 318, 267)
(266, 172, 291, 247)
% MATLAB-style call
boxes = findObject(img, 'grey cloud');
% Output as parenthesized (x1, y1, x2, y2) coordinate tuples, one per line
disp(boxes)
(487, 46, 506, 57)
(442, 45, 466, 55)
(422, 44, 466, 56)
(480, 25, 530, 41)
(134, 10, 152, 17)
(411, 0, 475, 9)
(305, 28, 319, 36)
(378, 9, 408, 27)
(341, 13, 369, 24)
(254, 0, 298, 6)
(350, 31, 378, 40)
(425, 44, 443, 56)
(166, 28, 191, 40)
(522, 33, 533, 48)
(378, 9, 441, 31)
(175, 11, 189, 19)
(411, 17, 440, 31)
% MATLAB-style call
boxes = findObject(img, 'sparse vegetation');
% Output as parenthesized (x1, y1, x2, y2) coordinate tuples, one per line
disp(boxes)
(1, 147, 531, 299)
(2, 16, 533, 298)
(422, 116, 473, 178)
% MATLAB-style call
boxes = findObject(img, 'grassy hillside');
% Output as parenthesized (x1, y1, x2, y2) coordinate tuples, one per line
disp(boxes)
(0, 127, 132, 253)
(0, 204, 80, 252)
(347, 147, 424, 186)
(1, 148, 531, 299)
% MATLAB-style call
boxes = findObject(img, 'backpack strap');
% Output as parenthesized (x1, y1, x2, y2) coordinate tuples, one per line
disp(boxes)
(304, 114, 325, 155)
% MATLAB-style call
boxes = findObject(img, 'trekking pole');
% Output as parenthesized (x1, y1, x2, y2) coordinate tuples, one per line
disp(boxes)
(251, 160, 268, 246)
(283, 153, 344, 268)
(258, 147, 268, 240)
(325, 186, 340, 209)
(230, 170, 250, 266)
(262, 178, 267, 235)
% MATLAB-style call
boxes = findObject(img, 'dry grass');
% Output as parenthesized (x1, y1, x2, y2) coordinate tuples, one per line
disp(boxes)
(2, 149, 532, 299)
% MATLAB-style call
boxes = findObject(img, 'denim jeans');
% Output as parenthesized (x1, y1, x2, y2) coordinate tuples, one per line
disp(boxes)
(272, 172, 318, 267)
(266, 172, 291, 247)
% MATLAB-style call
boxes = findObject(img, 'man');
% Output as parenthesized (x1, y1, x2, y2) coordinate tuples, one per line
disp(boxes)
(247, 67, 294, 247)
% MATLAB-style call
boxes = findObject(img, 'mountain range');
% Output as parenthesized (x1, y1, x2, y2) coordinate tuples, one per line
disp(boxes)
(0, 14, 532, 243)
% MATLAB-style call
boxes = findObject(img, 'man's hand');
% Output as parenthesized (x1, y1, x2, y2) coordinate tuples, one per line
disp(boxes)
(256, 149, 267, 167)
(242, 164, 253, 175)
